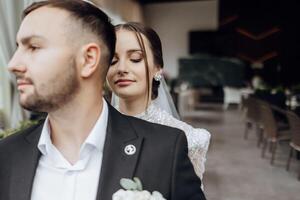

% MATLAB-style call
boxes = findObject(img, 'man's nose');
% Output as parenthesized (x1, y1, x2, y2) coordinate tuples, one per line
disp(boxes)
(7, 51, 26, 73)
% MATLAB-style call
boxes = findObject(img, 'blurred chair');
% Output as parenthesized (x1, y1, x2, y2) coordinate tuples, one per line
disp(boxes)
(223, 86, 242, 109)
(244, 97, 263, 146)
(178, 89, 204, 118)
(285, 111, 300, 180)
(178, 89, 198, 114)
(260, 102, 291, 165)
(224, 87, 253, 109)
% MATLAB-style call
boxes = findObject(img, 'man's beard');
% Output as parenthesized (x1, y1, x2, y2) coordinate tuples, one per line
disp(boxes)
(20, 59, 80, 113)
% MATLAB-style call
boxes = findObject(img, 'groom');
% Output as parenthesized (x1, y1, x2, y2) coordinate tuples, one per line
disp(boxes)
(0, 1, 206, 199)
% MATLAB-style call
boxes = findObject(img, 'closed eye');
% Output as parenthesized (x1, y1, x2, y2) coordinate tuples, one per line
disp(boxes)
(111, 59, 118, 66)
(130, 58, 142, 63)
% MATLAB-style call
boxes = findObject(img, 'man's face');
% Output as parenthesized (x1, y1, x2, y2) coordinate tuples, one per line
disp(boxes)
(8, 7, 80, 112)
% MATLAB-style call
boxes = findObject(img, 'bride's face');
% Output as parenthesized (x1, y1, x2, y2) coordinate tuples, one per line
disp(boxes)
(107, 29, 159, 101)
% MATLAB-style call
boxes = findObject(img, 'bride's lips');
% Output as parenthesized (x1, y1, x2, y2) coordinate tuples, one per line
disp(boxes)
(115, 79, 135, 87)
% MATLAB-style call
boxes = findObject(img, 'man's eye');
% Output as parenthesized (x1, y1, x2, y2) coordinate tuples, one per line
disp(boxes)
(29, 45, 40, 51)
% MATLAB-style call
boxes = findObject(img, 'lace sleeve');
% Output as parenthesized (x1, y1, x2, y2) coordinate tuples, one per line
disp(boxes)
(137, 105, 211, 189)
(163, 117, 211, 181)
(158, 119, 210, 186)
(187, 128, 210, 182)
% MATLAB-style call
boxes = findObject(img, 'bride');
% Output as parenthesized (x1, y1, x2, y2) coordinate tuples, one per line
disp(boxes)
(106, 22, 210, 187)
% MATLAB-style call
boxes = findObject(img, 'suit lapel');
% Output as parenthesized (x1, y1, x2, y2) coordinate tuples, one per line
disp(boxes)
(96, 105, 144, 200)
(9, 122, 43, 200)
(7, 106, 143, 200)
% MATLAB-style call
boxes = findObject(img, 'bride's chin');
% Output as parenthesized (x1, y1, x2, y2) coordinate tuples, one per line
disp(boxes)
(114, 89, 133, 98)
(116, 93, 132, 100)
(116, 93, 141, 102)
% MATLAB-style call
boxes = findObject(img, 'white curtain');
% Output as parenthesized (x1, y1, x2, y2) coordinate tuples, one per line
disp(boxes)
(0, 0, 38, 128)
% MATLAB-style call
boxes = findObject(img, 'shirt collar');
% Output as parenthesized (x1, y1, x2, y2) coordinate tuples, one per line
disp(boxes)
(38, 117, 51, 156)
(83, 99, 108, 151)
(38, 99, 109, 156)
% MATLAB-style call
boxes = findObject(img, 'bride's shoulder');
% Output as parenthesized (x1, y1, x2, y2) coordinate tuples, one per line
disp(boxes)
(152, 105, 211, 143)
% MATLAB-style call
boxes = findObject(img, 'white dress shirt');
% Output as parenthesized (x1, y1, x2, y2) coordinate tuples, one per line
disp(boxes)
(31, 100, 108, 200)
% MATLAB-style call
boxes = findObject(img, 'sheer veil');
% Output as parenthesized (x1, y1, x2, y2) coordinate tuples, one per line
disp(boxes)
(110, 77, 180, 119)
(153, 78, 180, 119)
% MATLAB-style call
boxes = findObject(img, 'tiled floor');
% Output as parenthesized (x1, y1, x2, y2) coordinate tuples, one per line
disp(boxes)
(184, 105, 300, 200)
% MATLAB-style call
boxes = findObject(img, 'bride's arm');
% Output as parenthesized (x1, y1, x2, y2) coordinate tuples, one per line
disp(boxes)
(137, 105, 211, 190)
(188, 129, 211, 189)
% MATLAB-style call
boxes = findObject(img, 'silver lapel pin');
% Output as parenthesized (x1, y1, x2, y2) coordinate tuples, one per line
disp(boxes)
(124, 144, 136, 155)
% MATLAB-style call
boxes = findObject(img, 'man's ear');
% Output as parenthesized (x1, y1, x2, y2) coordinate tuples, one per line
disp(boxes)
(80, 43, 101, 78)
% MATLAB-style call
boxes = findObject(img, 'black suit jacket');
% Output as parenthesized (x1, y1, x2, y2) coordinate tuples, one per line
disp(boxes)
(0, 104, 206, 200)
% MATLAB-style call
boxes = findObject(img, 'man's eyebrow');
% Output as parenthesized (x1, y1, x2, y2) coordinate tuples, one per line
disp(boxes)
(16, 35, 46, 47)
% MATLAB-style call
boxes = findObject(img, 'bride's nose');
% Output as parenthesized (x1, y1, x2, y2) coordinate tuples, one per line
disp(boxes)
(116, 60, 129, 74)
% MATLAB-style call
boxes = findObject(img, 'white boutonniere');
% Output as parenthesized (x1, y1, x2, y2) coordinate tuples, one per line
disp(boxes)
(112, 177, 166, 200)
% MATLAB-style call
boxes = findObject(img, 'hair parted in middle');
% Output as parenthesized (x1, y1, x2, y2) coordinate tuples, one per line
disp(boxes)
(115, 22, 164, 103)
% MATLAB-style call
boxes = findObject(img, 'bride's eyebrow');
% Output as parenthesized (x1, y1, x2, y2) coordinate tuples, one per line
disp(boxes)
(127, 49, 142, 54)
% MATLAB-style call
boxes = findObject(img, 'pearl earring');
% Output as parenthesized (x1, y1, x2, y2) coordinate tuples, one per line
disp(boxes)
(154, 73, 162, 81)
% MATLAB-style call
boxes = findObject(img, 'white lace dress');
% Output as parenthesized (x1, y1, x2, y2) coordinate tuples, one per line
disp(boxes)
(134, 104, 211, 187)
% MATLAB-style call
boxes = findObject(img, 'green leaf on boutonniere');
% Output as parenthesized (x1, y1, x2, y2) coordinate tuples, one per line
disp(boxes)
(133, 177, 143, 191)
(120, 177, 143, 191)
(120, 178, 138, 190)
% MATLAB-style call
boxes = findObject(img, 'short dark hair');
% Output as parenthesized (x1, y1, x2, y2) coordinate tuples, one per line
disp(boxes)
(23, 0, 116, 80)
(115, 22, 163, 101)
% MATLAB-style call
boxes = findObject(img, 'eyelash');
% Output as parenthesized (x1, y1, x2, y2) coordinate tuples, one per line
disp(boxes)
(130, 58, 142, 63)
(28, 45, 39, 51)
(110, 58, 142, 66)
